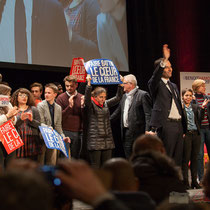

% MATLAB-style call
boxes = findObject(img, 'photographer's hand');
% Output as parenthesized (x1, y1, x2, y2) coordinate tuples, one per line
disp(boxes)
(56, 160, 107, 205)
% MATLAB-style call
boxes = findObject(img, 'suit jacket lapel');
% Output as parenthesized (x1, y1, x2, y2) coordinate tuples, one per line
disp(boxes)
(128, 89, 138, 111)
(160, 80, 172, 96)
(54, 104, 58, 123)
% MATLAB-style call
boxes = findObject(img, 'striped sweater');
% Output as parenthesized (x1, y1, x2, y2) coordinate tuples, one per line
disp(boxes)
(195, 93, 209, 128)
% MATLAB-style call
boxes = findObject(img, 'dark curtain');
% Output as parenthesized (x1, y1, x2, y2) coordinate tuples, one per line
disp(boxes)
(126, 0, 201, 90)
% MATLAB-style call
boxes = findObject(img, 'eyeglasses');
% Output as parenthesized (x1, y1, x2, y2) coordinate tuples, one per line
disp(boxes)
(18, 93, 28, 98)
(123, 82, 131, 85)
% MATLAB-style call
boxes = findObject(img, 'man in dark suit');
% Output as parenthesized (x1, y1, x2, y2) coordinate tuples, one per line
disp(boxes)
(148, 44, 186, 166)
(111, 74, 152, 159)
(0, 0, 71, 67)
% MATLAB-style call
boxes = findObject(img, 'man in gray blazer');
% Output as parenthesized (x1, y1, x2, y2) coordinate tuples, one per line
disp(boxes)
(111, 74, 152, 159)
(37, 83, 70, 165)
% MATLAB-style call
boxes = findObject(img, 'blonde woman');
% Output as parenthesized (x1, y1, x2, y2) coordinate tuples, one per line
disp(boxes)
(192, 79, 210, 182)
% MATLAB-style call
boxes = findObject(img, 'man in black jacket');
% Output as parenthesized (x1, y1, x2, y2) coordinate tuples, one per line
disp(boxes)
(148, 44, 186, 166)
(111, 74, 152, 159)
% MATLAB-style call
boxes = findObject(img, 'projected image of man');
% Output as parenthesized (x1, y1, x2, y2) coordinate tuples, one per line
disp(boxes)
(97, 0, 129, 72)
(59, 0, 100, 62)
(0, 0, 71, 67)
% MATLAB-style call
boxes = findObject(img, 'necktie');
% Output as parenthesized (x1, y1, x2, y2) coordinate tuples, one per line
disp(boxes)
(167, 81, 177, 100)
(15, 0, 28, 63)
(167, 81, 182, 114)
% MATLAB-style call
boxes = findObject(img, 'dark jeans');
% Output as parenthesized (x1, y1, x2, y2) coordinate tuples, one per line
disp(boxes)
(158, 120, 184, 166)
(62, 130, 82, 159)
(197, 128, 210, 181)
(88, 149, 112, 169)
(0, 143, 16, 169)
(182, 131, 201, 185)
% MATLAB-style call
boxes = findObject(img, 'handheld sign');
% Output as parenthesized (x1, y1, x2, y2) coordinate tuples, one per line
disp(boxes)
(85, 59, 122, 85)
(70, 57, 87, 82)
(39, 126, 69, 158)
(0, 120, 24, 154)
(0, 95, 10, 107)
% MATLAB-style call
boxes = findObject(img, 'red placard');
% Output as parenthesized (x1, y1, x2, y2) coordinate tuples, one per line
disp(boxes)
(70, 57, 87, 82)
(0, 120, 24, 154)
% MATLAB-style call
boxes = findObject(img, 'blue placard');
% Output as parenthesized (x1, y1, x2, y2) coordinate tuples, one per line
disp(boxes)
(85, 59, 122, 85)
(39, 126, 69, 158)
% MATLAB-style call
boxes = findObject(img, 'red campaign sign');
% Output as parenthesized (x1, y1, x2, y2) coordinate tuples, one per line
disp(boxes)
(70, 57, 87, 82)
(0, 120, 24, 154)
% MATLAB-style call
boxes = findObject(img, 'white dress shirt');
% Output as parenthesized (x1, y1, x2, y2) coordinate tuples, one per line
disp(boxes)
(161, 78, 181, 119)
(123, 87, 138, 127)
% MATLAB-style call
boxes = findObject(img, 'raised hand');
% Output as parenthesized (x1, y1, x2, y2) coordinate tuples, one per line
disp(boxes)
(202, 99, 210, 108)
(27, 112, 33, 121)
(163, 44, 170, 61)
(86, 74, 91, 86)
(20, 112, 32, 121)
(6, 106, 19, 119)
(56, 160, 107, 205)
(20, 112, 28, 121)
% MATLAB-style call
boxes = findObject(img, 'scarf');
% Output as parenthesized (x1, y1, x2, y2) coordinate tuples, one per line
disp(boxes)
(91, 97, 103, 108)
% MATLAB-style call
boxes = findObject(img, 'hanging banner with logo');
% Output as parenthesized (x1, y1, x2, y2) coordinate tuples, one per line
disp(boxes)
(70, 57, 87, 82)
(0, 120, 24, 154)
(85, 59, 122, 85)
(39, 126, 69, 158)
(0, 95, 10, 107)
(180, 72, 210, 95)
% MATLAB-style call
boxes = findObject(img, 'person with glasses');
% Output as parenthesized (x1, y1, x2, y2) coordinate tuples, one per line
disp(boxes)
(111, 74, 152, 159)
(11, 88, 41, 161)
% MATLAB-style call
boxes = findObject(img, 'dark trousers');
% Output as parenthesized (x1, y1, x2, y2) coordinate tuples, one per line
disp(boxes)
(88, 149, 112, 169)
(62, 130, 82, 159)
(158, 120, 183, 166)
(197, 128, 210, 181)
(123, 127, 136, 159)
(182, 131, 201, 185)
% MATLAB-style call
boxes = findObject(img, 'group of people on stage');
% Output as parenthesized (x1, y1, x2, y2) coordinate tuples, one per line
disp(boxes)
(1, 44, 210, 192)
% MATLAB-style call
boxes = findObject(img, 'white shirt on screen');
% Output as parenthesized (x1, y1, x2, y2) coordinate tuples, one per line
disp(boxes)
(0, 0, 33, 64)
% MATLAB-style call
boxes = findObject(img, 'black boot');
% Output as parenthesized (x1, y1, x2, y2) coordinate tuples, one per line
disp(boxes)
(183, 180, 190, 190)
(191, 181, 201, 189)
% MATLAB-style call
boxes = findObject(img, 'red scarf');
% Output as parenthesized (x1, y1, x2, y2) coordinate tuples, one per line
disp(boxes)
(91, 97, 103, 108)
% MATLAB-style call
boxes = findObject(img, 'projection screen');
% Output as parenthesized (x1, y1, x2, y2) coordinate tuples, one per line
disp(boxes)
(0, 0, 129, 72)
